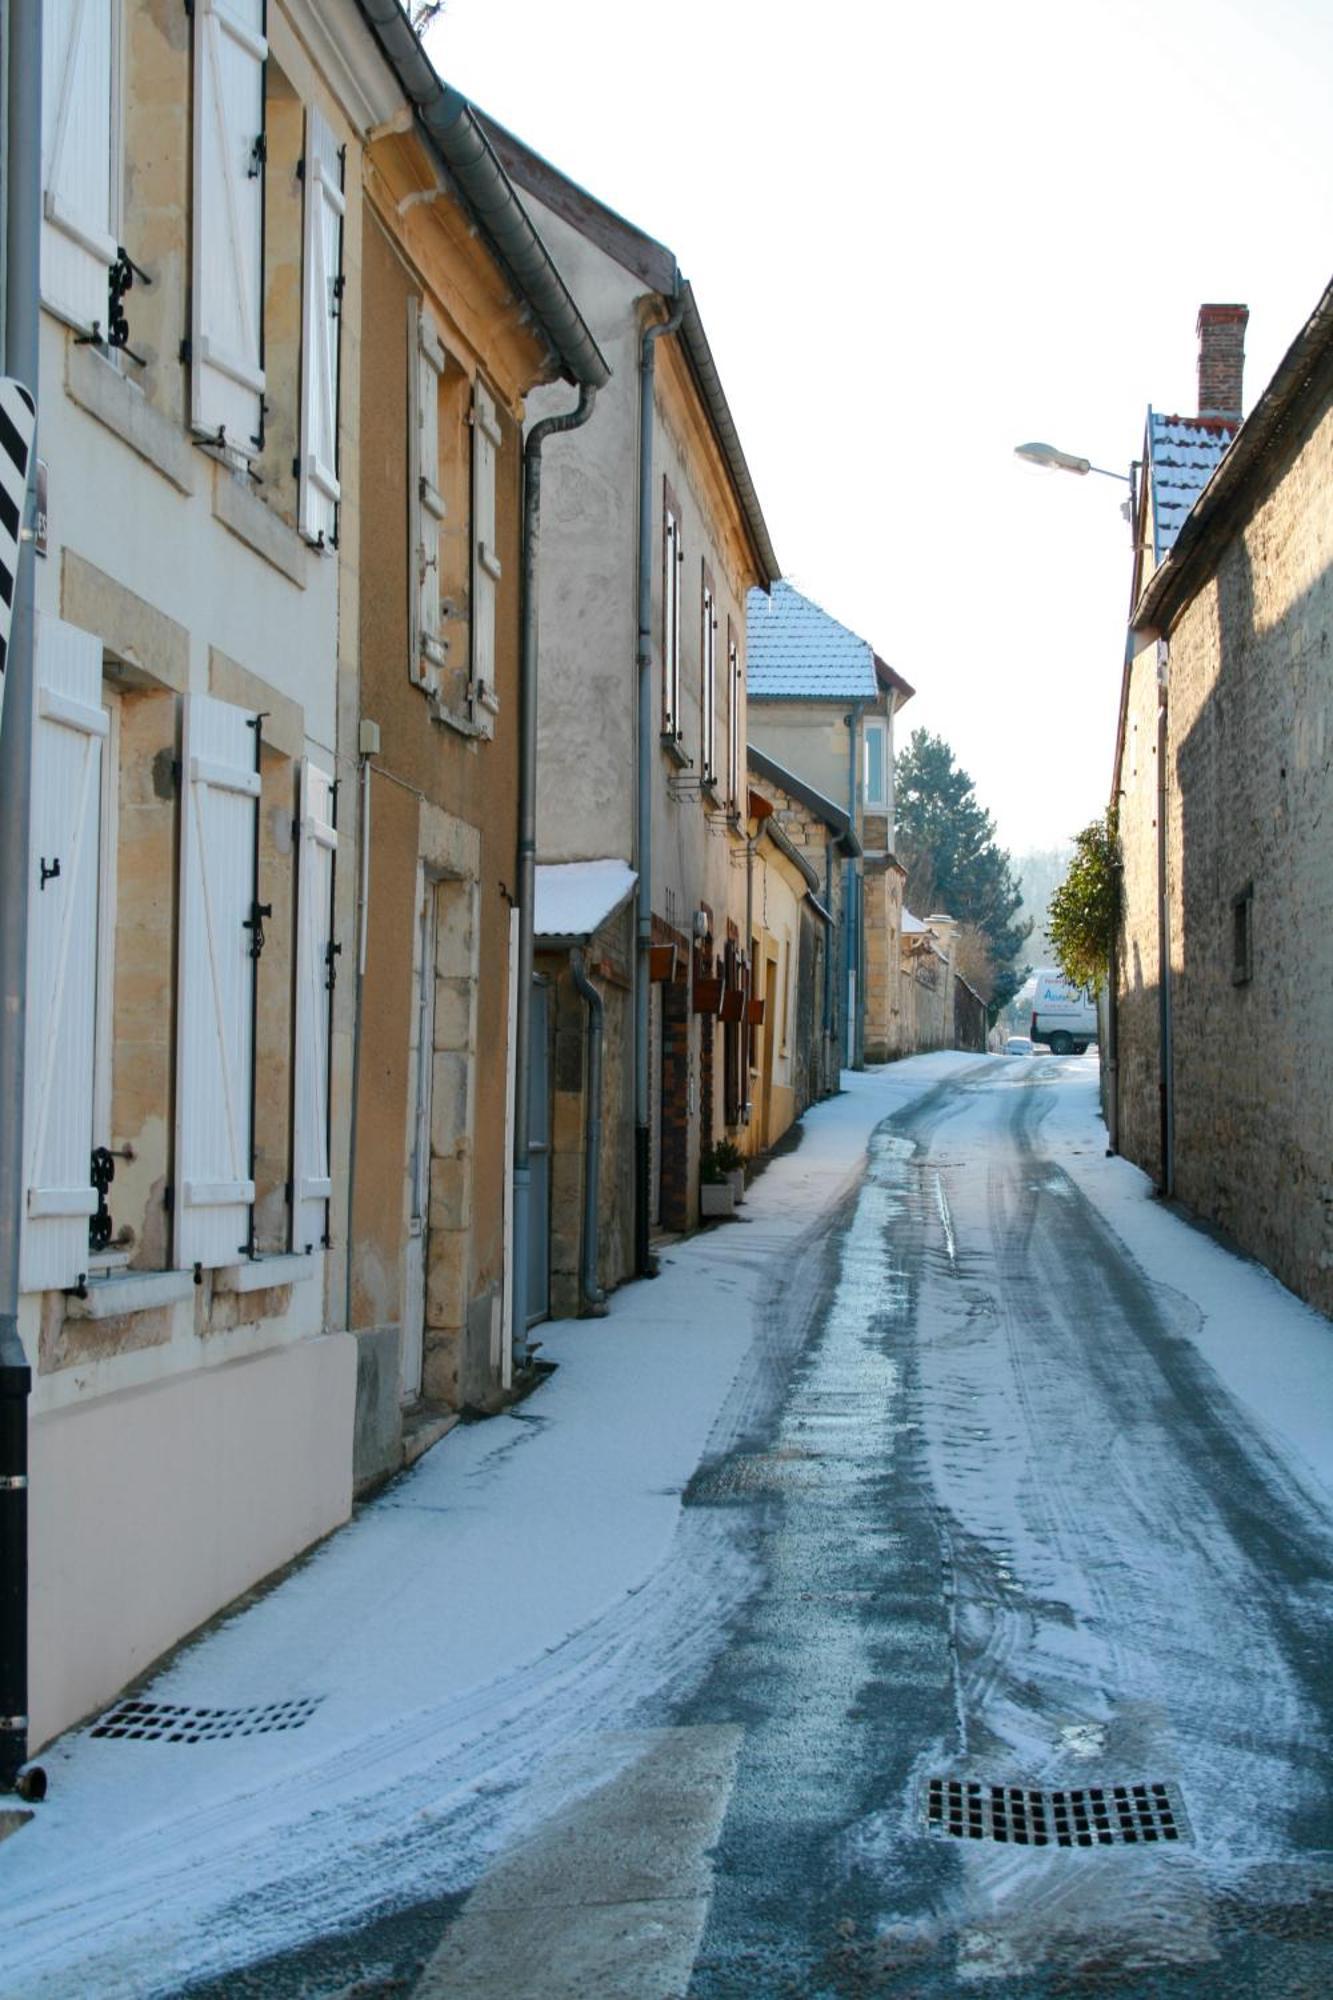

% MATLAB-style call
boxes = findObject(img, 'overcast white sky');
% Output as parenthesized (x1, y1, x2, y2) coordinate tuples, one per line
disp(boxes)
(427, 0, 1333, 854)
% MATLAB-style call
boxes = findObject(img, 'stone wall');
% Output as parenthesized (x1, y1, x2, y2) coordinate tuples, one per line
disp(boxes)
(1113, 644, 1166, 1186)
(1159, 360, 1333, 1313)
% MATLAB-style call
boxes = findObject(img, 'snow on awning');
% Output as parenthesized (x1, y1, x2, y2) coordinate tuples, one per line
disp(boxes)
(535, 859, 638, 943)
(902, 909, 928, 934)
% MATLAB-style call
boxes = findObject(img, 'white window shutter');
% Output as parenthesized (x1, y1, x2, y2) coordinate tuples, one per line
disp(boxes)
(291, 757, 336, 1254)
(175, 693, 259, 1269)
(470, 382, 502, 717)
(191, 0, 268, 456)
(411, 303, 446, 689)
(298, 107, 344, 547)
(22, 615, 107, 1294)
(41, 0, 117, 333)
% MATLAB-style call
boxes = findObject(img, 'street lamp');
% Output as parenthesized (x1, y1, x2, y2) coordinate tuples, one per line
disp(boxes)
(1014, 440, 1131, 483)
(1014, 441, 1138, 532)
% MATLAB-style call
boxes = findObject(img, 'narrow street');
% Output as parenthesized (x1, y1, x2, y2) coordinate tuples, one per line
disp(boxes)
(7, 1055, 1333, 1998)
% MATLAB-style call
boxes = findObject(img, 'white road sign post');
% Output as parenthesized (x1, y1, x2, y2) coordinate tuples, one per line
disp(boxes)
(0, 378, 37, 732)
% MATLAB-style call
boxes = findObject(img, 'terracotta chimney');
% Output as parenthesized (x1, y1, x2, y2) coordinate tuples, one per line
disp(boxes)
(1197, 304, 1248, 421)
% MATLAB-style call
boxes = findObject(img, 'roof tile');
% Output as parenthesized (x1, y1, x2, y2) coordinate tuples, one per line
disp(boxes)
(746, 580, 880, 700)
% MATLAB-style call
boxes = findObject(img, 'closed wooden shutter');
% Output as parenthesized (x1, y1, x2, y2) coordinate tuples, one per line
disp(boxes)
(700, 565, 716, 783)
(298, 107, 344, 548)
(411, 302, 446, 689)
(22, 615, 106, 1293)
(471, 381, 502, 717)
(191, 0, 268, 456)
(291, 757, 336, 1254)
(41, 0, 117, 333)
(175, 693, 259, 1268)
(662, 480, 681, 736)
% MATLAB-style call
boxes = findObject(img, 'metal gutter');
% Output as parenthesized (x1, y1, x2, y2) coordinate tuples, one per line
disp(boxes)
(1134, 278, 1333, 639)
(675, 284, 779, 587)
(761, 816, 821, 894)
(746, 744, 861, 855)
(354, 2, 609, 389)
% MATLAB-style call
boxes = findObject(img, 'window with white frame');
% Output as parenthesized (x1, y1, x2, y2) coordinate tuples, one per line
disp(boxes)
(190, 0, 268, 461)
(700, 563, 717, 785)
(662, 477, 682, 738)
(21, 616, 337, 1294)
(298, 106, 345, 547)
(410, 300, 448, 692)
(863, 716, 889, 812)
(470, 379, 503, 725)
(40, 0, 120, 338)
(727, 619, 742, 809)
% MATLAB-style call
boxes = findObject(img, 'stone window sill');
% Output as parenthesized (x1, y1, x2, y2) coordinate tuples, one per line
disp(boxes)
(65, 1269, 196, 1320)
(660, 731, 692, 770)
(214, 1252, 320, 1295)
(64, 342, 196, 497)
(212, 463, 308, 590)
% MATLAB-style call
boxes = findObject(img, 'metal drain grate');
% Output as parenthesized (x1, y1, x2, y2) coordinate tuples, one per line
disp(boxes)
(90, 1695, 322, 1743)
(926, 1777, 1188, 1847)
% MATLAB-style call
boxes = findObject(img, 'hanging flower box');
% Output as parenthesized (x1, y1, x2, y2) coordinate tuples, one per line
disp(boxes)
(693, 975, 724, 1016)
(649, 943, 677, 983)
(746, 996, 766, 1026)
(719, 987, 745, 1023)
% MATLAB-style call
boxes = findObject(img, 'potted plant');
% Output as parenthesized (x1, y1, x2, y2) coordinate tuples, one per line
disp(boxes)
(698, 1143, 736, 1219)
(713, 1137, 746, 1203)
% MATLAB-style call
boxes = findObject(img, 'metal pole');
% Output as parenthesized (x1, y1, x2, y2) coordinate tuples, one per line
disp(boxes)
(513, 382, 597, 1365)
(634, 292, 686, 1277)
(0, 0, 43, 1793)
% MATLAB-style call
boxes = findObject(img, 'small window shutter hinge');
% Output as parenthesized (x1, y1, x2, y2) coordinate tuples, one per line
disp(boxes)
(243, 901, 273, 959)
(325, 939, 343, 992)
(163, 1184, 174, 1214)
(179, 337, 191, 366)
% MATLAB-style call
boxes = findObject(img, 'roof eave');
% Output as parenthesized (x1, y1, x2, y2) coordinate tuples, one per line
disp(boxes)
(354, 3, 609, 389)
(1135, 277, 1333, 637)
(676, 285, 779, 588)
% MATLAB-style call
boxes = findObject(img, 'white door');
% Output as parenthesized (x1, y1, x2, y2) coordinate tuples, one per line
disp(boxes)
(291, 757, 336, 1254)
(21, 615, 107, 1293)
(175, 692, 259, 1269)
(400, 876, 435, 1403)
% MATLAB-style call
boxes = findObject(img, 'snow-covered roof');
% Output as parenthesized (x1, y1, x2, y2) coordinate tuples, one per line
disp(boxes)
(1147, 411, 1237, 563)
(902, 910, 928, 934)
(534, 859, 637, 942)
(746, 580, 881, 700)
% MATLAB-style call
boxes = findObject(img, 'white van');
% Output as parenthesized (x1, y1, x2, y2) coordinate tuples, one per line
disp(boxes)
(1030, 970, 1097, 1054)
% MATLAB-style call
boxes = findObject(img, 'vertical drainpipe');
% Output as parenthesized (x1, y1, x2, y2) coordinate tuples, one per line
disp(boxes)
(844, 702, 865, 1071)
(823, 836, 835, 1092)
(569, 948, 607, 1315)
(1155, 638, 1174, 1196)
(0, 0, 42, 1797)
(633, 290, 686, 1277)
(512, 383, 598, 1367)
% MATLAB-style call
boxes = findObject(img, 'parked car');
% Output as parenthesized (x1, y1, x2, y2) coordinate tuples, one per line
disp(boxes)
(1004, 1036, 1036, 1056)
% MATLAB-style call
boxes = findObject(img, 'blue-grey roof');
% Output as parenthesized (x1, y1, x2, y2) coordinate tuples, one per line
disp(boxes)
(746, 580, 880, 701)
(1148, 411, 1237, 564)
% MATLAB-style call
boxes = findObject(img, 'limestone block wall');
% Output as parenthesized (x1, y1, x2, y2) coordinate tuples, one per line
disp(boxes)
(1161, 366, 1333, 1312)
(1113, 646, 1166, 1187)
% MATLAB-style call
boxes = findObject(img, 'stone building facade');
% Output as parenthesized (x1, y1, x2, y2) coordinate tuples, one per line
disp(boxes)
(1115, 285, 1333, 1314)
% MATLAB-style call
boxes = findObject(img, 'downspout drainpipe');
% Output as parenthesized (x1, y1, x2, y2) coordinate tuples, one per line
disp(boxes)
(634, 290, 687, 1277)
(744, 823, 754, 1123)
(844, 703, 865, 1071)
(1155, 639, 1174, 1195)
(0, 0, 42, 1797)
(823, 837, 835, 1092)
(512, 382, 598, 1368)
(570, 949, 608, 1315)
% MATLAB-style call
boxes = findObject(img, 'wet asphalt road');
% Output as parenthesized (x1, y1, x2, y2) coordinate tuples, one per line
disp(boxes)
(184, 1059, 1333, 1997)
(679, 1060, 1333, 1996)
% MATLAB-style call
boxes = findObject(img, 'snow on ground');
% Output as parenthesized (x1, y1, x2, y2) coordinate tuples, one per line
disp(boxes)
(6, 1052, 1332, 1998)
(1044, 1056, 1333, 1514)
(0, 1054, 975, 1999)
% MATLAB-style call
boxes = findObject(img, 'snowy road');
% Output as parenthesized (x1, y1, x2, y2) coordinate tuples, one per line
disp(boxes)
(5, 1055, 1333, 1996)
